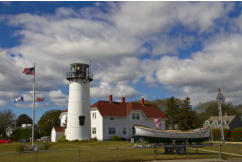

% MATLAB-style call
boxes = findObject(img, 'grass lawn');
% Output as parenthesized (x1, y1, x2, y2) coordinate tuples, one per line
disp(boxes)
(0, 141, 240, 162)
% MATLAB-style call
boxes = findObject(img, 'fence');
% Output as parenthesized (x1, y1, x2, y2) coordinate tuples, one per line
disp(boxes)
(0, 143, 241, 162)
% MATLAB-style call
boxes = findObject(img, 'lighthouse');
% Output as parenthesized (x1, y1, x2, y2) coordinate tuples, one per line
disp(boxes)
(66, 63, 93, 141)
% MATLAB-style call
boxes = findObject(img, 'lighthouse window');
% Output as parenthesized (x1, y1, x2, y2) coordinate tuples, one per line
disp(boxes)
(79, 116, 85, 126)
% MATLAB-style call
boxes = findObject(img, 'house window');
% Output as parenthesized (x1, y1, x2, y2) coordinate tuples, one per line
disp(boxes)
(132, 113, 135, 120)
(123, 128, 126, 135)
(136, 113, 140, 120)
(79, 116, 85, 126)
(92, 112, 96, 119)
(109, 128, 116, 134)
(92, 127, 96, 134)
(205, 120, 210, 126)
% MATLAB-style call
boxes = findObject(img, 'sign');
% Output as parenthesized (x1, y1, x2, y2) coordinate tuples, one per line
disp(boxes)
(216, 91, 225, 104)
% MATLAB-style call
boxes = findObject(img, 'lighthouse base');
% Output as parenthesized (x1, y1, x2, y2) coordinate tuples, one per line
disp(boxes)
(66, 127, 91, 141)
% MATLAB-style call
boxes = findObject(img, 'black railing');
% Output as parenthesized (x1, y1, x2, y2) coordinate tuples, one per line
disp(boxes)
(66, 72, 93, 81)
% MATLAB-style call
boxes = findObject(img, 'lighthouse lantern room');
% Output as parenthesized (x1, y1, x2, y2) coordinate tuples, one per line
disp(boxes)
(66, 63, 93, 141)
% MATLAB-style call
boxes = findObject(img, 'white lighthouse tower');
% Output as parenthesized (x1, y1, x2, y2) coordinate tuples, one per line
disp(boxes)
(66, 63, 93, 141)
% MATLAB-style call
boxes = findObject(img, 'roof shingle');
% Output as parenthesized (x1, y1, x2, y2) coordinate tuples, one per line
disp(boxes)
(91, 101, 167, 119)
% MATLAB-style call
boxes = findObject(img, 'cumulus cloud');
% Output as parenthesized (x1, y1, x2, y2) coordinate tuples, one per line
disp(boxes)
(48, 90, 68, 106)
(0, 2, 240, 107)
(155, 33, 242, 104)
(91, 82, 139, 99)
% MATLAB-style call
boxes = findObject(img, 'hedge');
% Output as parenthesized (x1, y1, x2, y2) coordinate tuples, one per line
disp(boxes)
(231, 127, 242, 142)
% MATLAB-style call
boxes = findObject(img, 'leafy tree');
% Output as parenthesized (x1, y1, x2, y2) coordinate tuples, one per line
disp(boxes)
(165, 97, 180, 129)
(16, 114, 32, 127)
(38, 110, 62, 136)
(177, 97, 197, 130)
(0, 109, 15, 137)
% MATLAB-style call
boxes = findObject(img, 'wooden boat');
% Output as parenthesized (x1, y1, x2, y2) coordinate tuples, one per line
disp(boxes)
(133, 125, 210, 143)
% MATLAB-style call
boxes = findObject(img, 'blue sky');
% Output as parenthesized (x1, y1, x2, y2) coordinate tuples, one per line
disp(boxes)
(0, 1, 242, 122)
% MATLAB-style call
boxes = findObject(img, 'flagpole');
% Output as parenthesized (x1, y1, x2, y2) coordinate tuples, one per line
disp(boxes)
(32, 63, 36, 147)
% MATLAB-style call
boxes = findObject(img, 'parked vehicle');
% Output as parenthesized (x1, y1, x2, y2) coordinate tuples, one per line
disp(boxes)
(0, 139, 11, 143)
(39, 136, 51, 142)
(18, 138, 30, 143)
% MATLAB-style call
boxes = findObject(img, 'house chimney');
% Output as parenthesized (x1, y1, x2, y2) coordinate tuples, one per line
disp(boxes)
(121, 97, 125, 103)
(141, 98, 144, 105)
(109, 95, 113, 103)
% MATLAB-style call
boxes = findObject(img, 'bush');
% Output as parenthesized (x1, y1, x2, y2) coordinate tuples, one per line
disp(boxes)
(111, 135, 121, 141)
(39, 142, 51, 150)
(231, 128, 242, 142)
(57, 135, 67, 142)
(211, 128, 230, 141)
(90, 138, 97, 142)
(16, 144, 33, 153)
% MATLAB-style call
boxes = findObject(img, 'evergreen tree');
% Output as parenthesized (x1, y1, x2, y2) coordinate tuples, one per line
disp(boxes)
(165, 97, 180, 129)
(177, 97, 196, 130)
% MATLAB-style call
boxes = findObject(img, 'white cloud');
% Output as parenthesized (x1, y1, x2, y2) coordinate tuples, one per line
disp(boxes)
(155, 33, 242, 104)
(0, 100, 7, 106)
(0, 2, 240, 107)
(48, 90, 68, 106)
(91, 82, 139, 99)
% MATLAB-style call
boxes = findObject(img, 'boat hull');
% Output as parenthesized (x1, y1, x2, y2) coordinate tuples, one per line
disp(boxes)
(133, 125, 210, 143)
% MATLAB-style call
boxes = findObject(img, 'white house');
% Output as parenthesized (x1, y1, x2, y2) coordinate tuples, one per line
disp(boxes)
(51, 95, 167, 142)
(90, 95, 167, 141)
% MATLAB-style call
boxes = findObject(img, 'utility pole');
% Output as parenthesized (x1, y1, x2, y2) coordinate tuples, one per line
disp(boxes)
(216, 88, 225, 159)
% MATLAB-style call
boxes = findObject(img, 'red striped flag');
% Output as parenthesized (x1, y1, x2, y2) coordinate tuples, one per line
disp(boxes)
(36, 97, 44, 102)
(23, 67, 35, 75)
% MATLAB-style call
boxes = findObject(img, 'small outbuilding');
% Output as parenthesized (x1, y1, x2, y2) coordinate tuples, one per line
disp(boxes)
(51, 127, 65, 142)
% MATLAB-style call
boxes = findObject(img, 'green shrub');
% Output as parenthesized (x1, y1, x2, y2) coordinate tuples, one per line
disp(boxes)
(16, 144, 33, 153)
(39, 142, 51, 150)
(90, 138, 97, 142)
(231, 128, 242, 142)
(111, 135, 121, 141)
(58, 135, 67, 142)
(211, 128, 230, 141)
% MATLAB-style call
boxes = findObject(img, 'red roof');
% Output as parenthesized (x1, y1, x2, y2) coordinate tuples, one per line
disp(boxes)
(91, 101, 167, 119)
(62, 109, 68, 112)
(54, 127, 65, 132)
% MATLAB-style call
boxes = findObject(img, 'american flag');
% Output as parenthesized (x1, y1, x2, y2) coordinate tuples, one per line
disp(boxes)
(153, 118, 160, 123)
(23, 67, 35, 75)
